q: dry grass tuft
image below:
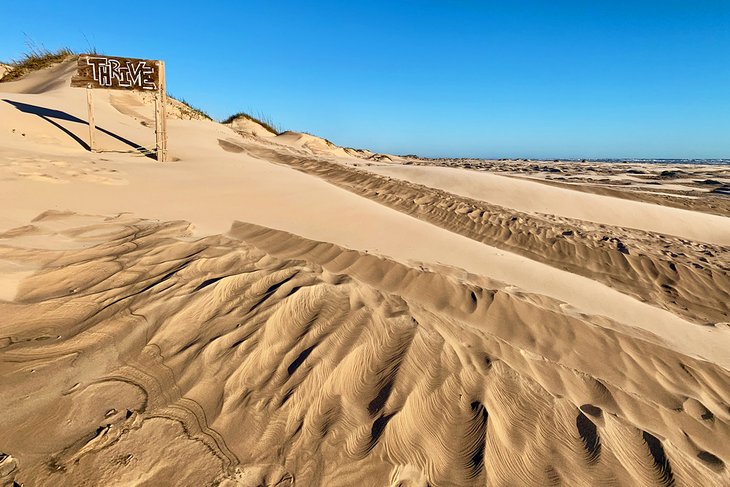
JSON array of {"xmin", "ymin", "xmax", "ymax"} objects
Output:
[
  {"xmin": 169, "ymin": 95, "xmax": 213, "ymax": 121},
  {"xmin": 1, "ymin": 47, "xmax": 76, "ymax": 82},
  {"xmin": 222, "ymin": 112, "xmax": 279, "ymax": 134}
]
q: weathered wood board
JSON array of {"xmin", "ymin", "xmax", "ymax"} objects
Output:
[{"xmin": 71, "ymin": 54, "xmax": 160, "ymax": 91}]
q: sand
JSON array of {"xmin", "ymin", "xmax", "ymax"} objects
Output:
[
  {"xmin": 1, "ymin": 58, "xmax": 729, "ymax": 486},
  {"xmin": 366, "ymin": 165, "xmax": 730, "ymax": 245}
]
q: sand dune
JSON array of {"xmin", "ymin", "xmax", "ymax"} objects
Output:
[
  {"xmin": 1, "ymin": 58, "xmax": 729, "ymax": 486},
  {"xmin": 233, "ymin": 142, "xmax": 730, "ymax": 326},
  {"xmin": 367, "ymin": 165, "xmax": 730, "ymax": 245},
  {"xmin": 1, "ymin": 213, "xmax": 729, "ymax": 486},
  {"xmin": 395, "ymin": 157, "xmax": 730, "ymax": 217}
]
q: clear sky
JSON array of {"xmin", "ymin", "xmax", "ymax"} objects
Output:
[{"xmin": 1, "ymin": 1, "xmax": 728, "ymax": 159}]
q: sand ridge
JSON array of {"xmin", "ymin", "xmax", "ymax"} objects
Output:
[
  {"xmin": 392, "ymin": 157, "xmax": 730, "ymax": 217},
  {"xmin": 231, "ymin": 141, "xmax": 730, "ymax": 326},
  {"xmin": 0, "ymin": 213, "xmax": 728, "ymax": 486},
  {"xmin": 367, "ymin": 164, "xmax": 730, "ymax": 245}
]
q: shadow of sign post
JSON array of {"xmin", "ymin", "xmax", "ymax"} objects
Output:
[{"xmin": 71, "ymin": 54, "xmax": 168, "ymax": 162}]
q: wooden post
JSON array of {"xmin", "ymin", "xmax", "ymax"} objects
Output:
[
  {"xmin": 155, "ymin": 60, "xmax": 168, "ymax": 162},
  {"xmin": 154, "ymin": 90, "xmax": 162, "ymax": 161},
  {"xmin": 71, "ymin": 54, "xmax": 167, "ymax": 161},
  {"xmin": 86, "ymin": 85, "xmax": 96, "ymax": 152}
]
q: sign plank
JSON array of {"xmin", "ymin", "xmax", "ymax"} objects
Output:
[
  {"xmin": 71, "ymin": 54, "xmax": 168, "ymax": 161},
  {"xmin": 71, "ymin": 54, "xmax": 160, "ymax": 91}
]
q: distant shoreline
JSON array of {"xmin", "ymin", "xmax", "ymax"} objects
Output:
[{"xmin": 400, "ymin": 156, "xmax": 730, "ymax": 165}]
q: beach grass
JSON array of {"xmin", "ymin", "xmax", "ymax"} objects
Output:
[
  {"xmin": 170, "ymin": 95, "xmax": 213, "ymax": 121},
  {"xmin": 222, "ymin": 112, "xmax": 279, "ymax": 135},
  {"xmin": 1, "ymin": 47, "xmax": 75, "ymax": 82}
]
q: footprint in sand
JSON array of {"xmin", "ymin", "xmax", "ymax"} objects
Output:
[{"xmin": 1, "ymin": 155, "xmax": 127, "ymax": 185}]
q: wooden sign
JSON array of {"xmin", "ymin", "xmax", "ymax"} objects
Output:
[
  {"xmin": 71, "ymin": 54, "xmax": 167, "ymax": 161},
  {"xmin": 71, "ymin": 55, "xmax": 160, "ymax": 91}
]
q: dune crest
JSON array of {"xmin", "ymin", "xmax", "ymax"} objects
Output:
[{"xmin": 235, "ymin": 142, "xmax": 730, "ymax": 326}]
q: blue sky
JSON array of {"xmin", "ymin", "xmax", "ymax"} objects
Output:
[{"xmin": 1, "ymin": 1, "xmax": 728, "ymax": 159}]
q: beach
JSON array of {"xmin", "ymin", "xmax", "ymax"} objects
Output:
[{"xmin": 1, "ymin": 58, "xmax": 729, "ymax": 486}]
